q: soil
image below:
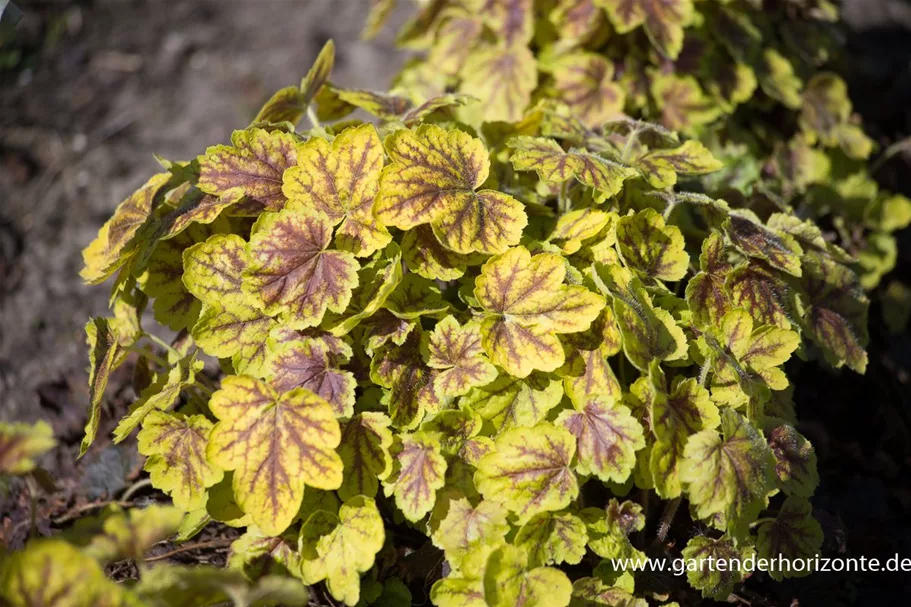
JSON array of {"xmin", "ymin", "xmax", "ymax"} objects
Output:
[{"xmin": 1, "ymin": 0, "xmax": 910, "ymax": 605}]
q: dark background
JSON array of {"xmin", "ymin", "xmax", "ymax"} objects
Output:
[{"xmin": 1, "ymin": 1, "xmax": 911, "ymax": 604}]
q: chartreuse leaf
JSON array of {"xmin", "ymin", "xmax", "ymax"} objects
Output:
[
  {"xmin": 228, "ymin": 526, "xmax": 301, "ymax": 579},
  {"xmin": 597, "ymin": 0, "xmax": 694, "ymax": 59},
  {"xmin": 635, "ymin": 140, "xmax": 724, "ymax": 189},
  {"xmin": 299, "ymin": 495, "xmax": 385, "ymax": 606},
  {"xmin": 681, "ymin": 535, "xmax": 753, "ymax": 599},
  {"xmin": 383, "ymin": 431, "xmax": 447, "ymax": 521},
  {"xmin": 113, "ymin": 351, "xmax": 203, "ymax": 443},
  {"xmin": 370, "ymin": 329, "xmax": 440, "ymax": 429},
  {"xmin": 474, "ymin": 246, "xmax": 604, "ymax": 377},
  {"xmin": 461, "ymin": 372, "xmax": 564, "ymax": 433},
  {"xmin": 402, "ymin": 224, "xmax": 485, "ymax": 280},
  {"xmin": 756, "ymin": 496, "xmax": 823, "ymax": 580},
  {"xmin": 72, "ymin": 504, "xmax": 184, "ymax": 563},
  {"xmin": 80, "ymin": 318, "xmax": 123, "ymax": 456},
  {"xmin": 81, "ymin": 172, "xmax": 173, "ymax": 284},
  {"xmin": 460, "ymin": 45, "xmax": 537, "ymax": 123},
  {"xmin": 650, "ymin": 373, "xmax": 719, "ymax": 499},
  {"xmin": 801, "ymin": 252, "xmax": 869, "ymax": 373},
  {"xmin": 431, "ymin": 496, "xmax": 509, "ymax": 567},
  {"xmin": 725, "ymin": 260, "xmax": 796, "ymax": 329},
  {"xmin": 681, "ymin": 408, "xmax": 775, "ymax": 535},
  {"xmin": 686, "ymin": 231, "xmax": 733, "ymax": 329},
  {"xmin": 183, "ymin": 233, "xmax": 277, "ymax": 376},
  {"xmin": 375, "ymin": 124, "xmax": 527, "ymax": 254},
  {"xmin": 570, "ymin": 577, "xmax": 648, "ymax": 607},
  {"xmin": 300, "ymin": 39, "xmax": 335, "ymax": 108},
  {"xmin": 327, "ymin": 244, "xmax": 403, "ymax": 337},
  {"xmin": 593, "ymin": 264, "xmax": 687, "ymax": 370},
  {"xmin": 197, "ymin": 128, "xmax": 298, "ymax": 215},
  {"xmin": 583, "ymin": 499, "xmax": 645, "ymax": 563},
  {"xmin": 475, "ymin": 422, "xmax": 578, "ymax": 522},
  {"xmin": 483, "ymin": 544, "xmax": 572, "ymax": 607},
  {"xmin": 0, "ymin": 421, "xmax": 55, "ymax": 475},
  {"xmin": 244, "ymin": 208, "xmax": 359, "ymax": 329},
  {"xmin": 723, "ymin": 211, "xmax": 803, "ymax": 277},
  {"xmin": 421, "ymin": 408, "xmax": 493, "ymax": 464},
  {"xmin": 428, "ymin": 316, "xmax": 497, "ymax": 398},
  {"xmin": 134, "ymin": 563, "xmax": 309, "ymax": 607},
  {"xmin": 557, "ymin": 396, "xmax": 644, "ymax": 484},
  {"xmin": 137, "ymin": 227, "xmax": 205, "ymax": 332},
  {"xmin": 337, "ymin": 412, "xmax": 393, "ymax": 501},
  {"xmin": 253, "ymin": 39, "xmax": 333, "ymax": 125},
  {"xmin": 282, "ymin": 124, "xmax": 391, "ymax": 257},
  {"xmin": 549, "ymin": 208, "xmax": 613, "ymax": 255},
  {"xmin": 0, "ymin": 540, "xmax": 133, "ymax": 607},
  {"xmin": 651, "ymin": 73, "xmax": 721, "ymax": 132},
  {"xmin": 507, "ymin": 137, "xmax": 637, "ymax": 202},
  {"xmin": 137, "ymin": 410, "xmax": 223, "ymax": 512},
  {"xmin": 263, "ymin": 328, "xmax": 355, "ymax": 417},
  {"xmin": 616, "ymin": 208, "xmax": 688, "ymax": 282},
  {"xmin": 515, "ymin": 511, "xmax": 588, "ymax": 567},
  {"xmin": 800, "ymin": 73, "xmax": 872, "ymax": 160},
  {"xmin": 765, "ymin": 419, "xmax": 819, "ymax": 497},
  {"xmin": 206, "ymin": 376, "xmax": 343, "ymax": 535},
  {"xmin": 550, "ymin": 53, "xmax": 624, "ymax": 128}
]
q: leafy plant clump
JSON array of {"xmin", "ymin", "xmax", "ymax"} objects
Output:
[
  {"xmin": 362, "ymin": 0, "xmax": 911, "ymax": 293},
  {"xmin": 0, "ymin": 30, "xmax": 874, "ymax": 607}
]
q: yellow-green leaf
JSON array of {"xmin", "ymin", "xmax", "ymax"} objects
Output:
[
  {"xmin": 616, "ymin": 208, "xmax": 688, "ymax": 281},
  {"xmin": 483, "ymin": 544, "xmax": 572, "ymax": 607},
  {"xmin": 383, "ymin": 431, "xmax": 447, "ymax": 521},
  {"xmin": 81, "ymin": 317, "xmax": 123, "ymax": 457},
  {"xmin": 557, "ymin": 396, "xmax": 644, "ymax": 483},
  {"xmin": 461, "ymin": 373, "xmax": 564, "ymax": 433},
  {"xmin": 206, "ymin": 376, "xmax": 343, "ymax": 535},
  {"xmin": 475, "ymin": 422, "xmax": 578, "ymax": 522},
  {"xmin": 138, "ymin": 410, "xmax": 224, "ymax": 511},
  {"xmin": 0, "ymin": 421, "xmax": 55, "ymax": 476},
  {"xmin": 635, "ymin": 140, "xmax": 724, "ymax": 189},
  {"xmin": 514, "ymin": 511, "xmax": 588, "ymax": 567},
  {"xmin": 756, "ymin": 496, "xmax": 823, "ymax": 580},
  {"xmin": 299, "ymin": 496, "xmax": 385, "ymax": 606},
  {"xmin": 460, "ymin": 45, "xmax": 537, "ymax": 123},
  {"xmin": 283, "ymin": 124, "xmax": 391, "ymax": 257},
  {"xmin": 337, "ymin": 412, "xmax": 393, "ymax": 501},
  {"xmin": 475, "ymin": 246, "xmax": 604, "ymax": 377},
  {"xmin": 375, "ymin": 124, "xmax": 527, "ymax": 254},
  {"xmin": 244, "ymin": 208, "xmax": 359, "ymax": 328},
  {"xmin": 428, "ymin": 316, "xmax": 497, "ymax": 398},
  {"xmin": 551, "ymin": 53, "xmax": 624, "ymax": 128}
]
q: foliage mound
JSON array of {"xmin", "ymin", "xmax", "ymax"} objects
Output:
[{"xmin": 1, "ymin": 2, "xmax": 905, "ymax": 602}]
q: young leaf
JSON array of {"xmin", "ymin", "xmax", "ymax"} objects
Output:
[
  {"xmin": 549, "ymin": 208, "xmax": 612, "ymax": 255},
  {"xmin": 681, "ymin": 535, "xmax": 754, "ymax": 599},
  {"xmin": 483, "ymin": 544, "xmax": 572, "ymax": 607},
  {"xmin": 206, "ymin": 376, "xmax": 343, "ymax": 535},
  {"xmin": 475, "ymin": 422, "xmax": 579, "ymax": 522},
  {"xmin": 137, "ymin": 411, "xmax": 224, "ymax": 512},
  {"xmin": 461, "ymin": 373, "xmax": 564, "ymax": 433},
  {"xmin": 282, "ymin": 124, "xmax": 391, "ymax": 257},
  {"xmin": 616, "ymin": 208, "xmax": 688, "ymax": 282},
  {"xmin": 428, "ymin": 316, "xmax": 498, "ymax": 398},
  {"xmin": 635, "ymin": 140, "xmax": 724, "ymax": 189},
  {"xmin": 402, "ymin": 224, "xmax": 485, "ymax": 280},
  {"xmin": 725, "ymin": 260, "xmax": 795, "ymax": 329},
  {"xmin": 383, "ymin": 432, "xmax": 448, "ymax": 522},
  {"xmin": 474, "ymin": 246, "xmax": 604, "ymax": 377},
  {"xmin": 556, "ymin": 396, "xmax": 644, "ymax": 484},
  {"xmin": 723, "ymin": 211, "xmax": 803, "ymax": 277},
  {"xmin": 507, "ymin": 136, "xmax": 637, "ymax": 201},
  {"xmin": 593, "ymin": 263, "xmax": 687, "ymax": 370},
  {"xmin": 197, "ymin": 128, "xmax": 298, "ymax": 215},
  {"xmin": 686, "ymin": 231, "xmax": 733, "ymax": 329},
  {"xmin": 514, "ymin": 511, "xmax": 588, "ymax": 567},
  {"xmin": 0, "ymin": 421, "xmax": 55, "ymax": 476},
  {"xmin": 193, "ymin": 303, "xmax": 277, "ymax": 378},
  {"xmin": 228, "ymin": 526, "xmax": 302, "ymax": 580},
  {"xmin": 375, "ymin": 124, "xmax": 527, "ymax": 254},
  {"xmin": 583, "ymin": 499, "xmax": 645, "ymax": 562},
  {"xmin": 756, "ymin": 496, "xmax": 823, "ymax": 580},
  {"xmin": 299, "ymin": 496, "xmax": 385, "ymax": 606},
  {"xmin": 244, "ymin": 208, "xmax": 359, "ymax": 328},
  {"xmin": 765, "ymin": 420, "xmax": 819, "ymax": 498},
  {"xmin": 681, "ymin": 408, "xmax": 775, "ymax": 535}
]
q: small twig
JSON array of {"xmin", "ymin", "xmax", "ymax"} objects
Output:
[
  {"xmin": 652, "ymin": 497, "xmax": 681, "ymax": 549},
  {"xmin": 144, "ymin": 538, "xmax": 234, "ymax": 563},
  {"xmin": 121, "ymin": 478, "xmax": 153, "ymax": 501},
  {"xmin": 124, "ymin": 345, "xmax": 169, "ymax": 369},
  {"xmin": 870, "ymin": 136, "xmax": 911, "ymax": 175},
  {"xmin": 145, "ymin": 332, "xmax": 183, "ymax": 361}
]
